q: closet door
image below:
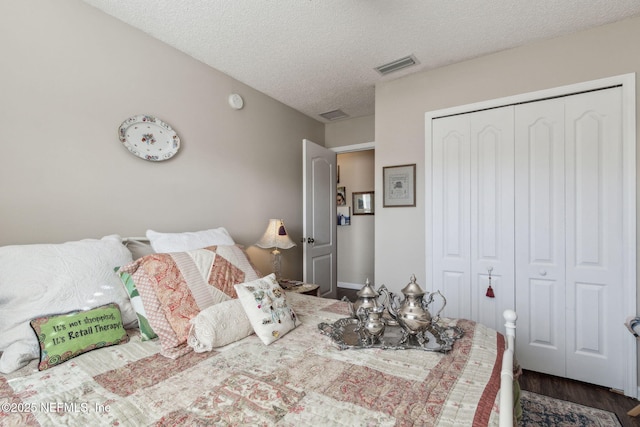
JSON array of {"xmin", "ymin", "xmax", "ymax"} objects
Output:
[
  {"xmin": 469, "ymin": 108, "xmax": 515, "ymax": 330},
  {"xmin": 514, "ymin": 99, "xmax": 566, "ymax": 376},
  {"xmin": 428, "ymin": 78, "xmax": 634, "ymax": 395},
  {"xmin": 564, "ymin": 88, "xmax": 624, "ymax": 389},
  {"xmin": 514, "ymin": 87, "xmax": 625, "ymax": 390},
  {"xmin": 431, "ymin": 107, "xmax": 515, "ymax": 330},
  {"xmin": 432, "ymin": 114, "xmax": 472, "ymax": 320}
]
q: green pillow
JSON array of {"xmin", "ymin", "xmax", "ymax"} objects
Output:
[
  {"xmin": 116, "ymin": 268, "xmax": 157, "ymax": 341},
  {"xmin": 30, "ymin": 303, "xmax": 129, "ymax": 371}
]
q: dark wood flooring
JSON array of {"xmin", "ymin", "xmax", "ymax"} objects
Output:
[
  {"xmin": 335, "ymin": 287, "xmax": 640, "ymax": 426},
  {"xmin": 520, "ymin": 369, "xmax": 640, "ymax": 427},
  {"xmin": 336, "ymin": 287, "xmax": 359, "ymax": 302}
]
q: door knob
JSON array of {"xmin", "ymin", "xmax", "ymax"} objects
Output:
[
  {"xmin": 307, "ymin": 237, "xmax": 315, "ymax": 244},
  {"xmin": 539, "ymin": 270, "xmax": 547, "ymax": 276}
]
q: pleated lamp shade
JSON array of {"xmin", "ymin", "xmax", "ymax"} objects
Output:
[
  {"xmin": 255, "ymin": 219, "xmax": 295, "ymax": 281},
  {"xmin": 255, "ymin": 219, "xmax": 296, "ymax": 250}
]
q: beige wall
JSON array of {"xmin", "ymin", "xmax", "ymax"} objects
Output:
[
  {"xmin": 325, "ymin": 115, "xmax": 375, "ymax": 148},
  {"xmin": 0, "ymin": 0, "xmax": 324, "ymax": 280},
  {"xmin": 337, "ymin": 150, "xmax": 375, "ymax": 287},
  {"xmin": 374, "ymin": 14, "xmax": 640, "ymax": 296}
]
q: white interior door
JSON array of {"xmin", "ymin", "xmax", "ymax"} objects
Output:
[
  {"xmin": 469, "ymin": 107, "xmax": 515, "ymax": 331},
  {"xmin": 431, "ymin": 114, "xmax": 472, "ymax": 320},
  {"xmin": 514, "ymin": 98, "xmax": 567, "ymax": 377},
  {"xmin": 563, "ymin": 88, "xmax": 625, "ymax": 389},
  {"xmin": 515, "ymin": 88, "xmax": 626, "ymax": 390},
  {"xmin": 302, "ymin": 139, "xmax": 337, "ymax": 298},
  {"xmin": 431, "ymin": 107, "xmax": 515, "ymax": 331},
  {"xmin": 427, "ymin": 75, "xmax": 636, "ymax": 397}
]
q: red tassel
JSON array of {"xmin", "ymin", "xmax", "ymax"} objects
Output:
[{"xmin": 486, "ymin": 285, "xmax": 495, "ymax": 298}]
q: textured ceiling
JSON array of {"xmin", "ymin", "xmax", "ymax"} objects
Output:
[{"xmin": 81, "ymin": 0, "xmax": 640, "ymax": 123}]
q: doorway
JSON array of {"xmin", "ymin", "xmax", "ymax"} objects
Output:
[{"xmin": 332, "ymin": 144, "xmax": 375, "ymax": 296}]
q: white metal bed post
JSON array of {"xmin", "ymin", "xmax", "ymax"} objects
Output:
[{"xmin": 499, "ymin": 309, "xmax": 517, "ymax": 427}]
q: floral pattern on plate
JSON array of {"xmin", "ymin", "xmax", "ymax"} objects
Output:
[{"xmin": 118, "ymin": 115, "xmax": 180, "ymax": 161}]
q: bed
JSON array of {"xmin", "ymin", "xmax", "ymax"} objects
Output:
[{"xmin": 0, "ymin": 231, "xmax": 517, "ymax": 426}]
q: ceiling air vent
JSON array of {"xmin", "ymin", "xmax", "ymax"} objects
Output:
[
  {"xmin": 319, "ymin": 109, "xmax": 350, "ymax": 121},
  {"xmin": 375, "ymin": 55, "xmax": 418, "ymax": 76}
]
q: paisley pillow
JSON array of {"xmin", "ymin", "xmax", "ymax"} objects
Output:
[{"xmin": 118, "ymin": 245, "xmax": 260, "ymax": 358}]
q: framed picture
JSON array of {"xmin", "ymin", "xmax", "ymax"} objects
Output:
[
  {"xmin": 337, "ymin": 206, "xmax": 351, "ymax": 226},
  {"xmin": 352, "ymin": 191, "xmax": 374, "ymax": 215},
  {"xmin": 337, "ymin": 186, "xmax": 346, "ymax": 206},
  {"xmin": 383, "ymin": 164, "xmax": 416, "ymax": 207}
]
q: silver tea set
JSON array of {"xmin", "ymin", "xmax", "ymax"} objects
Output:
[{"xmin": 319, "ymin": 275, "xmax": 462, "ymax": 352}]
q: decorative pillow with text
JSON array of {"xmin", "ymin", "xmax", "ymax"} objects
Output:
[{"xmin": 30, "ymin": 303, "xmax": 129, "ymax": 371}]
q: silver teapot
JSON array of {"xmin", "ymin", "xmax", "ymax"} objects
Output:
[
  {"xmin": 348, "ymin": 278, "xmax": 383, "ymax": 317},
  {"xmin": 387, "ymin": 274, "xmax": 446, "ymax": 345}
]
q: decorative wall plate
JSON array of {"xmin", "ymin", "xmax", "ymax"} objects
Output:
[{"xmin": 118, "ymin": 115, "xmax": 180, "ymax": 161}]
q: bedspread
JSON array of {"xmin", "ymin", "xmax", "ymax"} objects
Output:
[{"xmin": 0, "ymin": 294, "xmax": 504, "ymax": 426}]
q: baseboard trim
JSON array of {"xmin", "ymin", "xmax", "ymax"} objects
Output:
[{"xmin": 337, "ymin": 281, "xmax": 364, "ymax": 290}]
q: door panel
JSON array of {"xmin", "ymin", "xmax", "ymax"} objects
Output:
[
  {"xmin": 514, "ymin": 98, "xmax": 566, "ymax": 376},
  {"xmin": 564, "ymin": 88, "xmax": 624, "ymax": 389},
  {"xmin": 431, "ymin": 115, "xmax": 471, "ymax": 320},
  {"xmin": 528, "ymin": 279, "xmax": 557, "ymax": 347},
  {"xmin": 302, "ymin": 139, "xmax": 337, "ymax": 299},
  {"xmin": 470, "ymin": 107, "xmax": 515, "ymax": 331}
]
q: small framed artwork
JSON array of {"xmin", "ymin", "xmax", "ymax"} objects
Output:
[
  {"xmin": 353, "ymin": 191, "xmax": 374, "ymax": 215},
  {"xmin": 337, "ymin": 186, "xmax": 346, "ymax": 206},
  {"xmin": 383, "ymin": 164, "xmax": 416, "ymax": 207},
  {"xmin": 337, "ymin": 206, "xmax": 351, "ymax": 226}
]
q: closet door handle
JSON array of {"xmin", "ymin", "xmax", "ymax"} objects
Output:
[
  {"xmin": 307, "ymin": 237, "xmax": 315, "ymax": 244},
  {"xmin": 539, "ymin": 270, "xmax": 547, "ymax": 276}
]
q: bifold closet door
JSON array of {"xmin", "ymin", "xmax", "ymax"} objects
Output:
[
  {"xmin": 515, "ymin": 87, "xmax": 625, "ymax": 389},
  {"xmin": 432, "ymin": 114, "xmax": 472, "ymax": 320},
  {"xmin": 432, "ymin": 107, "xmax": 515, "ymax": 331},
  {"xmin": 514, "ymin": 98, "xmax": 567, "ymax": 377},
  {"xmin": 563, "ymin": 88, "xmax": 624, "ymax": 389}
]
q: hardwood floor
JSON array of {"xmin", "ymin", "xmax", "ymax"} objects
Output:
[
  {"xmin": 335, "ymin": 288, "xmax": 640, "ymax": 426},
  {"xmin": 336, "ymin": 287, "xmax": 359, "ymax": 302},
  {"xmin": 519, "ymin": 369, "xmax": 640, "ymax": 427}
]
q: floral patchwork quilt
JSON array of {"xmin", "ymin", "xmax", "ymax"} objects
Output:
[{"xmin": 0, "ymin": 294, "xmax": 504, "ymax": 426}]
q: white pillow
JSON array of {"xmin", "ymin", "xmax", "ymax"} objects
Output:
[
  {"xmin": 234, "ymin": 274, "xmax": 300, "ymax": 345},
  {"xmin": 0, "ymin": 235, "xmax": 137, "ymax": 373},
  {"xmin": 146, "ymin": 227, "xmax": 235, "ymax": 252},
  {"xmin": 187, "ymin": 299, "xmax": 254, "ymax": 352}
]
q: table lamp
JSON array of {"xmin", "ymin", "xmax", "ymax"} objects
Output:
[{"xmin": 255, "ymin": 219, "xmax": 296, "ymax": 281}]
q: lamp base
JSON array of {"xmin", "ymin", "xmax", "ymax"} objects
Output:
[{"xmin": 271, "ymin": 249, "xmax": 283, "ymax": 281}]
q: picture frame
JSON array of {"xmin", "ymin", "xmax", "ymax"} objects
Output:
[
  {"xmin": 352, "ymin": 191, "xmax": 374, "ymax": 215},
  {"xmin": 383, "ymin": 164, "xmax": 416, "ymax": 207},
  {"xmin": 337, "ymin": 206, "xmax": 351, "ymax": 226},
  {"xmin": 337, "ymin": 186, "xmax": 346, "ymax": 206}
]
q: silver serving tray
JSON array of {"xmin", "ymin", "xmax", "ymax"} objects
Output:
[{"xmin": 318, "ymin": 317, "xmax": 463, "ymax": 352}]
